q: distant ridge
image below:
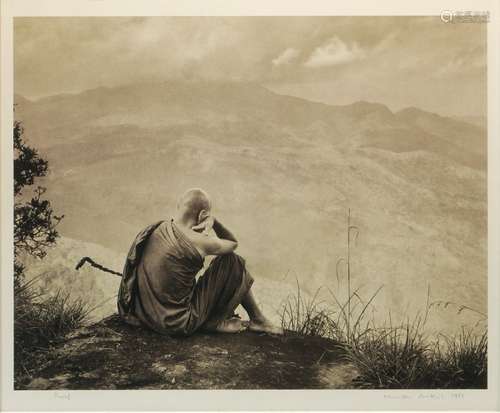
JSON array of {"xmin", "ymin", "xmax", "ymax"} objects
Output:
[{"xmin": 15, "ymin": 80, "xmax": 483, "ymax": 131}]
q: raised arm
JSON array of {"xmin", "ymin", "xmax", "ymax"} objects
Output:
[
  {"xmin": 197, "ymin": 234, "xmax": 238, "ymax": 256},
  {"xmin": 212, "ymin": 218, "xmax": 237, "ymax": 243},
  {"xmin": 190, "ymin": 217, "xmax": 238, "ymax": 256}
]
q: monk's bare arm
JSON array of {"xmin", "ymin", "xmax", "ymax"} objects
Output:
[
  {"xmin": 195, "ymin": 233, "xmax": 238, "ymax": 256},
  {"xmin": 186, "ymin": 226, "xmax": 237, "ymax": 256},
  {"xmin": 189, "ymin": 217, "xmax": 238, "ymax": 255},
  {"xmin": 212, "ymin": 219, "xmax": 237, "ymax": 243}
]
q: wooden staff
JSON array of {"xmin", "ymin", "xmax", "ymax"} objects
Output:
[{"xmin": 75, "ymin": 256, "xmax": 122, "ymax": 277}]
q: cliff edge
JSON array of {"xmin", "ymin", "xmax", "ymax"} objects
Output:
[{"xmin": 19, "ymin": 314, "xmax": 358, "ymax": 390}]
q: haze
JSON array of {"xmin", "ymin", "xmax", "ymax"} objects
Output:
[{"xmin": 15, "ymin": 16, "xmax": 486, "ymax": 117}]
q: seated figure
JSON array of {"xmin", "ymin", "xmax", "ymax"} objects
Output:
[{"xmin": 118, "ymin": 188, "xmax": 283, "ymax": 336}]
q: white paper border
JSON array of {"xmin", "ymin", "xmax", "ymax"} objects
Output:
[{"xmin": 1, "ymin": 0, "xmax": 499, "ymax": 411}]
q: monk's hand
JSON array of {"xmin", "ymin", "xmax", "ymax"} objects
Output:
[
  {"xmin": 201, "ymin": 216, "xmax": 215, "ymax": 235},
  {"xmin": 192, "ymin": 216, "xmax": 215, "ymax": 236}
]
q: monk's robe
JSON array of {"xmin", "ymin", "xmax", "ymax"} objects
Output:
[{"xmin": 117, "ymin": 219, "xmax": 253, "ymax": 336}]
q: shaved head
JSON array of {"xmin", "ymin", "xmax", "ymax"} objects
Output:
[{"xmin": 177, "ymin": 188, "xmax": 211, "ymax": 223}]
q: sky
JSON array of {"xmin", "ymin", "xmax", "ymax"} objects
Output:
[{"xmin": 14, "ymin": 16, "xmax": 487, "ymax": 117}]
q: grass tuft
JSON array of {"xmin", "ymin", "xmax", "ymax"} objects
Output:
[
  {"xmin": 429, "ymin": 328, "xmax": 488, "ymax": 388},
  {"xmin": 14, "ymin": 274, "xmax": 90, "ymax": 380},
  {"xmin": 279, "ymin": 282, "xmax": 339, "ymax": 339},
  {"xmin": 279, "ymin": 281, "xmax": 487, "ymax": 389}
]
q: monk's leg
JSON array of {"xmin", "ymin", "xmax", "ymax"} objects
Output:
[
  {"xmin": 241, "ymin": 288, "xmax": 265, "ymax": 320},
  {"xmin": 194, "ymin": 252, "xmax": 283, "ymax": 335},
  {"xmin": 242, "ymin": 287, "xmax": 284, "ymax": 335},
  {"xmin": 192, "ymin": 253, "xmax": 253, "ymax": 334}
]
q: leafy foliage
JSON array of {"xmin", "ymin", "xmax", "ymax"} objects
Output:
[
  {"xmin": 14, "ymin": 122, "xmax": 48, "ymax": 196},
  {"xmin": 13, "ymin": 121, "xmax": 63, "ymax": 282},
  {"xmin": 14, "ymin": 187, "xmax": 63, "ymax": 259}
]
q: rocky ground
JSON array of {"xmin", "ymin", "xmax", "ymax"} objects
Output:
[{"xmin": 17, "ymin": 314, "xmax": 358, "ymax": 390}]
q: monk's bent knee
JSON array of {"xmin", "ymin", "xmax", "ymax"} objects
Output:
[
  {"xmin": 211, "ymin": 252, "xmax": 246, "ymax": 267},
  {"xmin": 207, "ymin": 253, "xmax": 247, "ymax": 282}
]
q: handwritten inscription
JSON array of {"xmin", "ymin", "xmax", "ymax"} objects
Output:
[
  {"xmin": 383, "ymin": 392, "xmax": 465, "ymax": 400},
  {"xmin": 53, "ymin": 392, "xmax": 71, "ymax": 401}
]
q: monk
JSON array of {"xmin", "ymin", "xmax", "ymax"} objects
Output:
[{"xmin": 118, "ymin": 188, "xmax": 283, "ymax": 336}]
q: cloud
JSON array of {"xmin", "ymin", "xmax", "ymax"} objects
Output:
[
  {"xmin": 432, "ymin": 46, "xmax": 486, "ymax": 78},
  {"xmin": 304, "ymin": 36, "xmax": 365, "ymax": 68},
  {"xmin": 272, "ymin": 48, "xmax": 300, "ymax": 66},
  {"xmin": 371, "ymin": 30, "xmax": 401, "ymax": 54},
  {"xmin": 14, "ymin": 16, "xmax": 486, "ymax": 117}
]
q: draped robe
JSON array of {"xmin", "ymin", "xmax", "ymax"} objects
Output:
[{"xmin": 118, "ymin": 219, "xmax": 253, "ymax": 336}]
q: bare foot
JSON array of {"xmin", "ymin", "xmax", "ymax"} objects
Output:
[
  {"xmin": 249, "ymin": 318, "xmax": 284, "ymax": 335},
  {"xmin": 213, "ymin": 317, "xmax": 248, "ymax": 334}
]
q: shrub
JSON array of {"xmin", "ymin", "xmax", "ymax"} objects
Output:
[{"xmin": 13, "ymin": 120, "xmax": 63, "ymax": 284}]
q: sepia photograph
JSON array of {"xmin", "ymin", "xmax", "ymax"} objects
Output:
[{"xmin": 1, "ymin": 1, "xmax": 499, "ymax": 410}]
